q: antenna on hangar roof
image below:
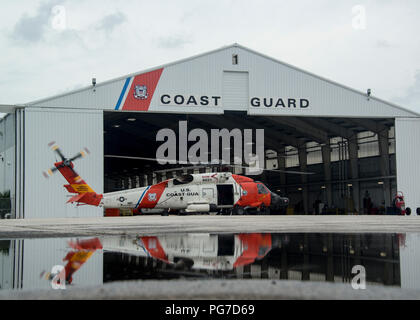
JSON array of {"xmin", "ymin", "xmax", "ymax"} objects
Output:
[{"xmin": 92, "ymin": 78, "xmax": 96, "ymax": 92}]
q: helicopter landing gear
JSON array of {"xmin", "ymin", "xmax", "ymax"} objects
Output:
[
  {"xmin": 259, "ymin": 204, "xmax": 270, "ymax": 215},
  {"xmin": 232, "ymin": 205, "xmax": 245, "ymax": 215}
]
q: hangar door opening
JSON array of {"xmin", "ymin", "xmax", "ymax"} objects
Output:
[
  {"xmin": 104, "ymin": 111, "xmax": 397, "ymax": 216},
  {"xmin": 395, "ymin": 118, "xmax": 420, "ymax": 213}
]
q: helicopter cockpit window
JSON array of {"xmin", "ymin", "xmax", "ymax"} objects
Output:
[
  {"xmin": 257, "ymin": 183, "xmax": 269, "ymax": 194},
  {"xmin": 173, "ymin": 174, "xmax": 194, "ymax": 185}
]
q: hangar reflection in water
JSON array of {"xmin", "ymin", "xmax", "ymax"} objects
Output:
[{"xmin": 1, "ymin": 232, "xmax": 419, "ymax": 291}]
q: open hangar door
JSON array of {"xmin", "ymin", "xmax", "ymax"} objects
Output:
[
  {"xmin": 395, "ymin": 118, "xmax": 420, "ymax": 215},
  {"xmin": 104, "ymin": 110, "xmax": 398, "ymax": 216}
]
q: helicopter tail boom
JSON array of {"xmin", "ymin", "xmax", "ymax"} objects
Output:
[{"xmin": 54, "ymin": 160, "xmax": 103, "ymax": 206}]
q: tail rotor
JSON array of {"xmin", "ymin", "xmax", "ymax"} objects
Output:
[
  {"xmin": 43, "ymin": 142, "xmax": 102, "ymax": 207},
  {"xmin": 42, "ymin": 142, "xmax": 90, "ymax": 179}
]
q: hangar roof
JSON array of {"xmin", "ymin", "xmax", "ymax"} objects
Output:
[{"xmin": 25, "ymin": 44, "xmax": 419, "ymax": 118}]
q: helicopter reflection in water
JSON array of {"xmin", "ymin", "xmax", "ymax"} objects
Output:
[
  {"xmin": 41, "ymin": 237, "xmax": 103, "ymax": 287},
  {"xmin": 37, "ymin": 232, "xmax": 404, "ymax": 287},
  {"xmin": 102, "ymin": 232, "xmax": 402, "ymax": 287},
  {"xmin": 136, "ymin": 233, "xmax": 274, "ymax": 271}
]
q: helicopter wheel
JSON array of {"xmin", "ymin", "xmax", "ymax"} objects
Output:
[
  {"xmin": 232, "ymin": 205, "xmax": 245, "ymax": 215},
  {"xmin": 259, "ymin": 204, "xmax": 270, "ymax": 215}
]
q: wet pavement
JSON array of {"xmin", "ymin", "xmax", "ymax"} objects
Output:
[
  {"xmin": 2, "ymin": 215, "xmax": 420, "ymax": 238},
  {"xmin": 1, "ymin": 230, "xmax": 420, "ymax": 299}
]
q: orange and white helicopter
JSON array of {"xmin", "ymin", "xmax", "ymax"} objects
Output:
[{"xmin": 44, "ymin": 142, "xmax": 311, "ymax": 215}]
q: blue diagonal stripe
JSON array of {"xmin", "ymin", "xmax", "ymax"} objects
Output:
[
  {"xmin": 115, "ymin": 77, "xmax": 131, "ymax": 110},
  {"xmin": 135, "ymin": 186, "xmax": 151, "ymax": 208}
]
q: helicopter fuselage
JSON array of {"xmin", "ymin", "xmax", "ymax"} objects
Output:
[{"xmin": 101, "ymin": 172, "xmax": 288, "ymax": 214}]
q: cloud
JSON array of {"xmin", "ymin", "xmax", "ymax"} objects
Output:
[
  {"xmin": 1, "ymin": 0, "xmax": 420, "ymax": 114},
  {"xmin": 10, "ymin": 0, "xmax": 63, "ymax": 44},
  {"xmin": 393, "ymin": 71, "xmax": 420, "ymax": 113},
  {"xmin": 157, "ymin": 35, "xmax": 193, "ymax": 49},
  {"xmin": 95, "ymin": 11, "xmax": 126, "ymax": 35},
  {"xmin": 376, "ymin": 40, "xmax": 395, "ymax": 48}
]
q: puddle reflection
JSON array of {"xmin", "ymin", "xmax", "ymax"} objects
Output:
[{"xmin": 1, "ymin": 232, "xmax": 419, "ymax": 291}]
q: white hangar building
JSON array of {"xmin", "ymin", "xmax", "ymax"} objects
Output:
[{"xmin": 0, "ymin": 43, "xmax": 419, "ymax": 219}]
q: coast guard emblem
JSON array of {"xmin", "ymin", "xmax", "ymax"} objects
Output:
[
  {"xmin": 134, "ymin": 85, "xmax": 148, "ymax": 100},
  {"xmin": 148, "ymin": 193, "xmax": 157, "ymax": 201}
]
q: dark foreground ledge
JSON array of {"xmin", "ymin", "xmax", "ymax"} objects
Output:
[{"xmin": 0, "ymin": 279, "xmax": 419, "ymax": 300}]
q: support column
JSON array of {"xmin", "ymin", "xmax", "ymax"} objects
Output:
[
  {"xmin": 298, "ymin": 147, "xmax": 309, "ymax": 215},
  {"xmin": 384, "ymin": 234, "xmax": 394, "ymax": 285},
  {"xmin": 325, "ymin": 234, "xmax": 334, "ymax": 282},
  {"xmin": 147, "ymin": 173, "xmax": 153, "ymax": 186},
  {"xmin": 277, "ymin": 147, "xmax": 286, "ymax": 189},
  {"xmin": 348, "ymin": 138, "xmax": 360, "ymax": 214},
  {"xmin": 321, "ymin": 145, "xmax": 333, "ymax": 207},
  {"xmin": 138, "ymin": 174, "xmax": 145, "ymax": 187},
  {"xmin": 302, "ymin": 234, "xmax": 310, "ymax": 280},
  {"xmin": 378, "ymin": 130, "xmax": 392, "ymax": 207},
  {"xmin": 263, "ymin": 150, "xmax": 269, "ymax": 184},
  {"xmin": 280, "ymin": 246, "xmax": 288, "ymax": 279},
  {"xmin": 129, "ymin": 176, "xmax": 135, "ymax": 189},
  {"xmin": 124, "ymin": 176, "xmax": 130, "ymax": 189}
]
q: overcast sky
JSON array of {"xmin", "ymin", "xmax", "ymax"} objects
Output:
[{"xmin": 1, "ymin": 0, "xmax": 420, "ymax": 117}]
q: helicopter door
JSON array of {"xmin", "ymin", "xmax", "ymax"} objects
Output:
[
  {"xmin": 217, "ymin": 185, "xmax": 234, "ymax": 206},
  {"xmin": 202, "ymin": 188, "xmax": 214, "ymax": 202}
]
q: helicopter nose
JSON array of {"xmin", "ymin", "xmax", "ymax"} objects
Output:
[{"xmin": 270, "ymin": 192, "xmax": 289, "ymax": 209}]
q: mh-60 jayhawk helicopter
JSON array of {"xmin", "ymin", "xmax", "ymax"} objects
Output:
[{"xmin": 44, "ymin": 142, "xmax": 312, "ymax": 215}]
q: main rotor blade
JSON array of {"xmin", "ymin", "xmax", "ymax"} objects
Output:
[
  {"xmin": 69, "ymin": 148, "xmax": 90, "ymax": 162},
  {"xmin": 105, "ymin": 155, "xmax": 196, "ymax": 165},
  {"xmin": 104, "ymin": 155, "xmax": 314, "ymax": 175},
  {"xmin": 48, "ymin": 141, "xmax": 66, "ymax": 161},
  {"xmin": 219, "ymin": 163, "xmax": 314, "ymax": 175},
  {"xmin": 42, "ymin": 166, "xmax": 58, "ymax": 178}
]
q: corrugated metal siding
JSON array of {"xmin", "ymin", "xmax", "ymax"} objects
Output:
[
  {"xmin": 399, "ymin": 233, "xmax": 420, "ymax": 289},
  {"xmin": 28, "ymin": 78, "xmax": 126, "ymax": 110},
  {"xmin": 22, "ymin": 238, "xmax": 103, "ymax": 290},
  {"xmin": 222, "ymin": 71, "xmax": 249, "ymax": 110},
  {"xmin": 152, "ymin": 46, "xmax": 418, "ymax": 117},
  {"xmin": 26, "ymin": 45, "xmax": 418, "ymax": 118},
  {"xmin": 0, "ymin": 242, "xmax": 13, "ymax": 290},
  {"xmin": 24, "ymin": 108, "xmax": 103, "ymax": 218},
  {"xmin": 395, "ymin": 118, "xmax": 420, "ymax": 212},
  {"xmin": 0, "ymin": 113, "xmax": 15, "ymax": 151},
  {"xmin": 12, "ymin": 239, "xmax": 24, "ymax": 289},
  {"xmin": 15, "ymin": 109, "xmax": 24, "ymax": 219},
  {"xmin": 0, "ymin": 113, "xmax": 15, "ymax": 195}
]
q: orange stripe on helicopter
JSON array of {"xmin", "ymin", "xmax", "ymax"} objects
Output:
[{"xmin": 70, "ymin": 184, "xmax": 94, "ymax": 193}]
